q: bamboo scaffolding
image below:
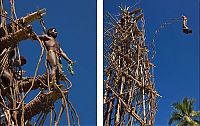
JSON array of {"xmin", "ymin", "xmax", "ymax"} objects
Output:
[
  {"xmin": 104, "ymin": 6, "xmax": 159, "ymax": 126},
  {"xmin": 0, "ymin": 74, "xmax": 48, "ymax": 97},
  {"xmin": 0, "ymin": 9, "xmax": 46, "ymax": 37},
  {"xmin": 18, "ymin": 91, "xmax": 66, "ymax": 122},
  {"xmin": 0, "ymin": 25, "xmax": 33, "ymax": 50},
  {"xmin": 0, "ymin": 1, "xmax": 79, "ymax": 125},
  {"xmin": 0, "ymin": 9, "xmax": 46, "ymax": 52}
]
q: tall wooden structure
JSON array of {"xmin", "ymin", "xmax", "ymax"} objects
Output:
[
  {"xmin": 104, "ymin": 6, "xmax": 160, "ymax": 126},
  {"xmin": 0, "ymin": 1, "xmax": 79, "ymax": 125}
]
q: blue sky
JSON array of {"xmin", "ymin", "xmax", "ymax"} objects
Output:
[
  {"xmin": 2, "ymin": 0, "xmax": 199, "ymax": 126},
  {"xmin": 104, "ymin": 0, "xmax": 199, "ymax": 125},
  {"xmin": 4, "ymin": 0, "xmax": 96, "ymax": 125}
]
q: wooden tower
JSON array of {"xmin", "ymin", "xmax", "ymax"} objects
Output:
[
  {"xmin": 104, "ymin": 6, "xmax": 160, "ymax": 126},
  {"xmin": 0, "ymin": 1, "xmax": 79, "ymax": 125}
]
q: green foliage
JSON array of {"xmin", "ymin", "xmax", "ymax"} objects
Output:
[
  {"xmin": 68, "ymin": 63, "xmax": 74, "ymax": 75},
  {"xmin": 168, "ymin": 97, "xmax": 200, "ymax": 126}
]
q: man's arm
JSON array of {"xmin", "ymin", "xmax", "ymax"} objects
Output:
[
  {"xmin": 32, "ymin": 34, "xmax": 49, "ymax": 41},
  {"xmin": 59, "ymin": 48, "xmax": 74, "ymax": 75},
  {"xmin": 60, "ymin": 48, "xmax": 73, "ymax": 64}
]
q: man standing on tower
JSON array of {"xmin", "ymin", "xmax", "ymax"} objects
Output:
[{"xmin": 33, "ymin": 28, "xmax": 74, "ymax": 85}]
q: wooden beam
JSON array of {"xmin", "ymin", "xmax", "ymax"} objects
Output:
[
  {"xmin": 0, "ymin": 9, "xmax": 46, "ymax": 37},
  {"xmin": 18, "ymin": 91, "xmax": 67, "ymax": 122},
  {"xmin": 0, "ymin": 25, "xmax": 33, "ymax": 51}
]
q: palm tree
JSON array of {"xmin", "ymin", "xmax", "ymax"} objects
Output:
[{"xmin": 168, "ymin": 97, "xmax": 200, "ymax": 126}]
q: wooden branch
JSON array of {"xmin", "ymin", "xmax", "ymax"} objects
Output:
[
  {"xmin": 0, "ymin": 25, "xmax": 33, "ymax": 51},
  {"xmin": 0, "ymin": 74, "xmax": 48, "ymax": 97},
  {"xmin": 107, "ymin": 85, "xmax": 145, "ymax": 125},
  {"xmin": 18, "ymin": 91, "xmax": 67, "ymax": 122},
  {"xmin": 18, "ymin": 74, "xmax": 48, "ymax": 93},
  {"xmin": 129, "ymin": 8, "xmax": 142, "ymax": 15},
  {"xmin": 17, "ymin": 8, "xmax": 46, "ymax": 26},
  {"xmin": 0, "ymin": 9, "xmax": 46, "ymax": 52},
  {"xmin": 0, "ymin": 9, "xmax": 46, "ymax": 37}
]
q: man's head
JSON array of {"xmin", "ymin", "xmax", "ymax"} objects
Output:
[
  {"xmin": 14, "ymin": 56, "xmax": 27, "ymax": 66},
  {"xmin": 47, "ymin": 28, "xmax": 58, "ymax": 38}
]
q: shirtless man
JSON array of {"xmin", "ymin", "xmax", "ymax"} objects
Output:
[
  {"xmin": 35, "ymin": 28, "xmax": 73, "ymax": 84},
  {"xmin": 1, "ymin": 55, "xmax": 27, "ymax": 88},
  {"xmin": 182, "ymin": 15, "xmax": 192, "ymax": 34}
]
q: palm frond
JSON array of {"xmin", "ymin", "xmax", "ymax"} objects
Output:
[
  {"xmin": 170, "ymin": 97, "xmax": 199, "ymax": 126},
  {"xmin": 168, "ymin": 112, "xmax": 183, "ymax": 125},
  {"xmin": 194, "ymin": 119, "xmax": 200, "ymax": 125},
  {"xmin": 172, "ymin": 102, "xmax": 186, "ymax": 115},
  {"xmin": 188, "ymin": 98, "xmax": 195, "ymax": 115},
  {"xmin": 190, "ymin": 111, "xmax": 200, "ymax": 117},
  {"xmin": 176, "ymin": 119, "xmax": 187, "ymax": 126},
  {"xmin": 183, "ymin": 97, "xmax": 190, "ymax": 115}
]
